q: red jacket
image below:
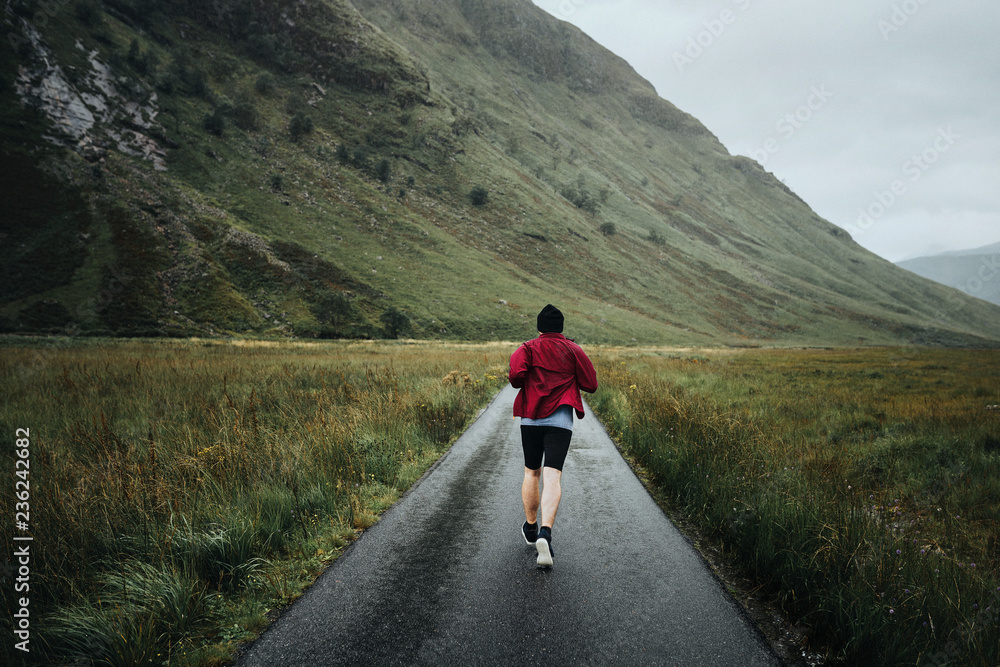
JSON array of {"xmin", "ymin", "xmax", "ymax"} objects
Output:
[{"xmin": 509, "ymin": 333, "xmax": 598, "ymax": 419}]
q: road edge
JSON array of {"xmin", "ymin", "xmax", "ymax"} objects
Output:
[{"xmin": 226, "ymin": 386, "xmax": 509, "ymax": 665}]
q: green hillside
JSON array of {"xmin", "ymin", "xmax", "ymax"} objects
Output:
[{"xmin": 3, "ymin": 0, "xmax": 999, "ymax": 346}]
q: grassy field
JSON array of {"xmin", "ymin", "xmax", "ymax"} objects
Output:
[
  {"xmin": 0, "ymin": 338, "xmax": 508, "ymax": 666},
  {"xmin": 590, "ymin": 346, "xmax": 1000, "ymax": 666},
  {"xmin": 2, "ymin": 339, "xmax": 997, "ymax": 665}
]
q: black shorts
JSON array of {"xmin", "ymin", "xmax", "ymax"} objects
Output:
[{"xmin": 520, "ymin": 426, "xmax": 572, "ymax": 472}]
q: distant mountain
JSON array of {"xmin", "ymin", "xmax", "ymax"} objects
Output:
[
  {"xmin": 897, "ymin": 243, "xmax": 1000, "ymax": 307},
  {"xmin": 2, "ymin": 0, "xmax": 999, "ymax": 346},
  {"xmin": 935, "ymin": 241, "xmax": 1000, "ymax": 258}
]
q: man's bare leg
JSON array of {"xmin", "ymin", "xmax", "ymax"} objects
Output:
[
  {"xmin": 533, "ymin": 467, "xmax": 561, "ymax": 567},
  {"xmin": 522, "ymin": 466, "xmax": 541, "ymax": 523},
  {"xmin": 540, "ymin": 466, "xmax": 562, "ymax": 528}
]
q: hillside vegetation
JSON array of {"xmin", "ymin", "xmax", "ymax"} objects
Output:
[{"xmin": 3, "ymin": 0, "xmax": 999, "ymax": 346}]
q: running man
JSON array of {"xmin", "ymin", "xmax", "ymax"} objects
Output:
[{"xmin": 509, "ymin": 304, "xmax": 598, "ymax": 567}]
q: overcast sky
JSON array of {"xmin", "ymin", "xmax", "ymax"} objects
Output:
[{"xmin": 530, "ymin": 0, "xmax": 1000, "ymax": 263}]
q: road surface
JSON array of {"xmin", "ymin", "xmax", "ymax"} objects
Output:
[{"xmin": 235, "ymin": 385, "xmax": 782, "ymax": 666}]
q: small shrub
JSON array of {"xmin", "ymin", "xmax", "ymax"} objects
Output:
[
  {"xmin": 315, "ymin": 292, "xmax": 355, "ymax": 334},
  {"xmin": 285, "ymin": 92, "xmax": 306, "ymax": 115},
  {"xmin": 335, "ymin": 143, "xmax": 351, "ymax": 165},
  {"xmin": 600, "ymin": 222, "xmax": 617, "ymax": 236},
  {"xmin": 155, "ymin": 69, "xmax": 177, "ymax": 94},
  {"xmin": 351, "ymin": 146, "xmax": 371, "ymax": 170},
  {"xmin": 288, "ymin": 112, "xmax": 314, "ymax": 142},
  {"xmin": 125, "ymin": 38, "xmax": 157, "ymax": 74},
  {"xmin": 375, "ymin": 158, "xmax": 392, "ymax": 183},
  {"xmin": 203, "ymin": 109, "xmax": 225, "ymax": 136},
  {"xmin": 74, "ymin": 0, "xmax": 102, "ymax": 26},
  {"xmin": 380, "ymin": 307, "xmax": 411, "ymax": 339},
  {"xmin": 254, "ymin": 73, "xmax": 276, "ymax": 96},
  {"xmin": 229, "ymin": 98, "xmax": 259, "ymax": 132},
  {"xmin": 560, "ymin": 181, "xmax": 599, "ymax": 214},
  {"xmin": 470, "ymin": 185, "xmax": 489, "ymax": 207},
  {"xmin": 184, "ymin": 66, "xmax": 209, "ymax": 98},
  {"xmin": 127, "ymin": 38, "xmax": 141, "ymax": 65}
]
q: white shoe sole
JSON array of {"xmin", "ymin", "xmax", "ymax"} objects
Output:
[{"xmin": 536, "ymin": 538, "xmax": 553, "ymax": 568}]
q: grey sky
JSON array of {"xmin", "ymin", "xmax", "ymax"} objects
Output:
[{"xmin": 531, "ymin": 0, "xmax": 1000, "ymax": 262}]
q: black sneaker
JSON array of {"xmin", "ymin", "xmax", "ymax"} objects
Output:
[
  {"xmin": 536, "ymin": 527, "xmax": 553, "ymax": 568},
  {"xmin": 522, "ymin": 521, "xmax": 538, "ymax": 545}
]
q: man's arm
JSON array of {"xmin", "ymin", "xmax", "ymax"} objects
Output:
[
  {"xmin": 575, "ymin": 348, "xmax": 598, "ymax": 394},
  {"xmin": 508, "ymin": 343, "xmax": 530, "ymax": 388}
]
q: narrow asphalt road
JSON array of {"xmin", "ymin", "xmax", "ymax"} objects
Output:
[{"xmin": 235, "ymin": 385, "xmax": 782, "ymax": 666}]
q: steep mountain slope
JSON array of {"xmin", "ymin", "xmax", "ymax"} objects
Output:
[
  {"xmin": 2, "ymin": 0, "xmax": 998, "ymax": 346},
  {"xmin": 897, "ymin": 242, "xmax": 1000, "ymax": 307}
]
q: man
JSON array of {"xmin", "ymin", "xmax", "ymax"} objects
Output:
[{"xmin": 508, "ymin": 304, "xmax": 598, "ymax": 568}]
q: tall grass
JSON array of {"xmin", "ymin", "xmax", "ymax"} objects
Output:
[
  {"xmin": 0, "ymin": 338, "xmax": 508, "ymax": 666},
  {"xmin": 591, "ymin": 348, "xmax": 1000, "ymax": 666}
]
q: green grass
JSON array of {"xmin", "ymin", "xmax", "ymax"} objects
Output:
[
  {"xmin": 590, "ymin": 346, "xmax": 1000, "ymax": 665},
  {"xmin": 0, "ymin": 337, "xmax": 509, "ymax": 666},
  {"xmin": 4, "ymin": 336, "xmax": 998, "ymax": 665}
]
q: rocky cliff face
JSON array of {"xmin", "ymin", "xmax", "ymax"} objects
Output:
[{"xmin": 14, "ymin": 20, "xmax": 167, "ymax": 169}]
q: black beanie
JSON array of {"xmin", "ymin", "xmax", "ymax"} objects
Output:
[{"xmin": 537, "ymin": 304, "xmax": 564, "ymax": 333}]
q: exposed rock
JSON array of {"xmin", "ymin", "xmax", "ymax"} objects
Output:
[
  {"xmin": 222, "ymin": 228, "xmax": 293, "ymax": 272},
  {"xmin": 12, "ymin": 20, "xmax": 167, "ymax": 171}
]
